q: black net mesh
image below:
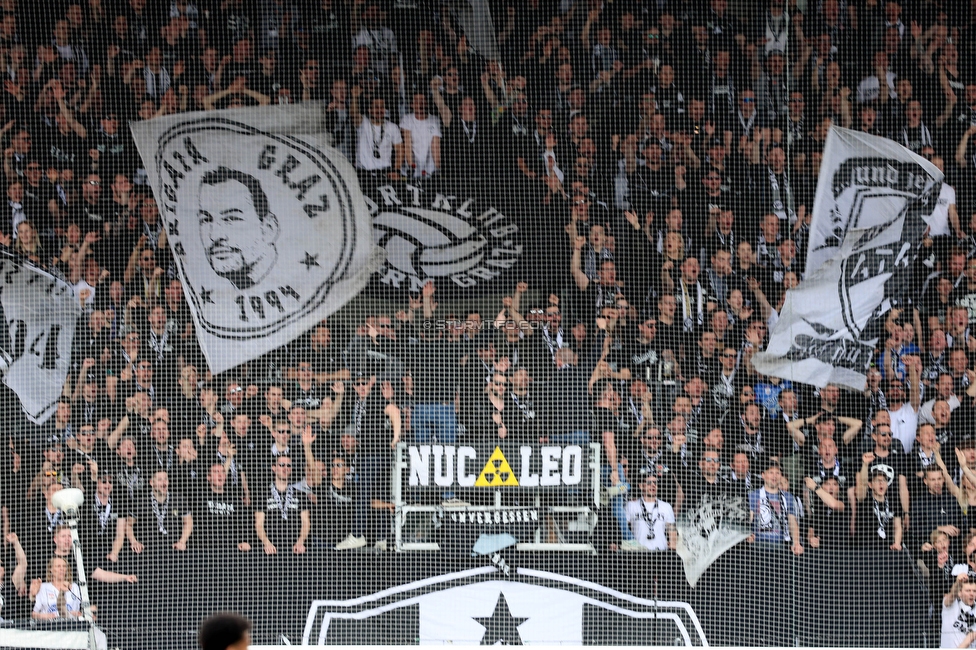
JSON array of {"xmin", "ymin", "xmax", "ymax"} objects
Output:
[{"xmin": 0, "ymin": 0, "xmax": 971, "ymax": 647}]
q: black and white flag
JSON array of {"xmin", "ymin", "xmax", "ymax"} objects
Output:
[
  {"xmin": 752, "ymin": 126, "xmax": 943, "ymax": 390},
  {"xmin": 131, "ymin": 105, "xmax": 382, "ymax": 375},
  {"xmin": 675, "ymin": 492, "xmax": 751, "ymax": 587},
  {"xmin": 0, "ymin": 252, "xmax": 79, "ymax": 423}
]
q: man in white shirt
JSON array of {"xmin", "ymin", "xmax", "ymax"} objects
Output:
[
  {"xmin": 942, "ymin": 579, "xmax": 976, "ymax": 648},
  {"xmin": 400, "ymin": 93, "xmax": 441, "ymax": 178},
  {"xmin": 352, "ymin": 89, "xmax": 403, "ymax": 179},
  {"xmin": 922, "ymin": 157, "xmax": 961, "ymax": 239},
  {"xmin": 887, "ymin": 357, "xmax": 921, "ymax": 453},
  {"xmin": 625, "ymin": 474, "xmax": 676, "ymax": 551}
]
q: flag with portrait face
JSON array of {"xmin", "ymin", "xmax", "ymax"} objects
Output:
[{"xmin": 131, "ymin": 104, "xmax": 383, "ymax": 375}]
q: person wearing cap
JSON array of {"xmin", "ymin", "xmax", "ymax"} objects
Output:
[
  {"xmin": 747, "ymin": 457, "xmax": 803, "ymax": 554},
  {"xmin": 625, "ymin": 474, "xmax": 676, "ymax": 551},
  {"xmin": 854, "ymin": 459, "xmax": 904, "ymax": 550}
]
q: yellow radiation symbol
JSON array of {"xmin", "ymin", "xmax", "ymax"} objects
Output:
[{"xmin": 474, "ymin": 447, "xmax": 520, "ymax": 487}]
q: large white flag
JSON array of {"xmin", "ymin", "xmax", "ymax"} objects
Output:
[
  {"xmin": 752, "ymin": 126, "xmax": 943, "ymax": 390},
  {"xmin": 131, "ymin": 104, "xmax": 382, "ymax": 375},
  {"xmin": 0, "ymin": 252, "xmax": 80, "ymax": 423}
]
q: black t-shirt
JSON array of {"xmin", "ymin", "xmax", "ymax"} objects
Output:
[
  {"xmin": 312, "ymin": 481, "xmax": 355, "ymax": 547},
  {"xmin": 349, "ymin": 393, "xmax": 394, "ymax": 455},
  {"xmin": 66, "ymin": 442, "xmax": 111, "ymax": 479},
  {"xmin": 259, "ymin": 481, "xmax": 310, "ymax": 548},
  {"xmin": 40, "ymin": 127, "xmax": 86, "ymax": 173},
  {"xmin": 139, "ymin": 442, "xmax": 176, "ymax": 477},
  {"xmin": 503, "ymin": 389, "xmax": 543, "ymax": 444},
  {"xmin": 285, "ymin": 379, "xmax": 327, "ymax": 411},
  {"xmin": 903, "ymin": 447, "xmax": 940, "ymax": 501},
  {"xmin": 132, "ymin": 491, "xmax": 191, "ymax": 549},
  {"xmin": 196, "ymin": 488, "xmax": 250, "ymax": 549},
  {"xmin": 78, "ymin": 489, "xmax": 129, "ymax": 560},
  {"xmin": 675, "ymin": 467, "xmax": 731, "ymax": 512},
  {"xmin": 18, "ymin": 504, "xmax": 64, "ymax": 572},
  {"xmin": 855, "ymin": 494, "xmax": 902, "ymax": 548},
  {"xmin": 114, "ymin": 459, "xmax": 148, "ymax": 505},
  {"xmin": 808, "ymin": 496, "xmax": 851, "ymax": 549},
  {"xmin": 171, "ymin": 458, "xmax": 204, "ymax": 501}
]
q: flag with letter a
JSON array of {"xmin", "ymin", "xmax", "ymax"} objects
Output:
[{"xmin": 752, "ymin": 126, "xmax": 943, "ymax": 390}]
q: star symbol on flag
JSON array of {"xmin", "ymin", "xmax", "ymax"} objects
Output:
[
  {"xmin": 300, "ymin": 252, "xmax": 320, "ymax": 270},
  {"xmin": 474, "ymin": 593, "xmax": 527, "ymax": 645},
  {"xmin": 199, "ymin": 286, "xmax": 215, "ymax": 304}
]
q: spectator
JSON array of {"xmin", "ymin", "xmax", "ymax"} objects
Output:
[
  {"xmin": 334, "ymin": 374, "xmax": 400, "ymax": 550},
  {"xmin": 129, "ymin": 469, "xmax": 193, "ymax": 553},
  {"xmin": 941, "ymin": 579, "xmax": 976, "ymax": 649},
  {"xmin": 254, "ymin": 455, "xmax": 310, "ymax": 556},
  {"xmin": 854, "ymin": 465, "xmax": 904, "ymax": 550},
  {"xmin": 910, "ymin": 465, "xmax": 965, "ymax": 553},
  {"xmin": 624, "ymin": 474, "xmax": 676, "ymax": 551},
  {"xmin": 31, "ymin": 557, "xmax": 81, "ymax": 620},
  {"xmin": 350, "ymin": 89, "xmax": 403, "ymax": 183},
  {"xmin": 748, "ymin": 457, "xmax": 804, "ymax": 555},
  {"xmin": 804, "ymin": 475, "xmax": 848, "ymax": 550},
  {"xmin": 399, "ymin": 93, "xmax": 440, "ymax": 178},
  {"xmin": 198, "ymin": 463, "xmax": 250, "ymax": 553}
]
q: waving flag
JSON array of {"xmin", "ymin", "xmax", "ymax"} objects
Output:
[
  {"xmin": 752, "ymin": 126, "xmax": 943, "ymax": 390},
  {"xmin": 131, "ymin": 104, "xmax": 382, "ymax": 375}
]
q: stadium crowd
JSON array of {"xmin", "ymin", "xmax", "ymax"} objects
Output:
[{"xmin": 0, "ymin": 0, "xmax": 974, "ymax": 641}]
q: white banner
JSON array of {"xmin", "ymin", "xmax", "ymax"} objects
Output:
[
  {"xmin": 752, "ymin": 126, "xmax": 943, "ymax": 390},
  {"xmin": 131, "ymin": 105, "xmax": 382, "ymax": 375},
  {"xmin": 675, "ymin": 492, "xmax": 751, "ymax": 587},
  {"xmin": 0, "ymin": 253, "xmax": 80, "ymax": 423}
]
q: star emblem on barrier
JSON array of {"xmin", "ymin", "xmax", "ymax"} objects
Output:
[{"xmin": 474, "ymin": 593, "xmax": 527, "ymax": 645}]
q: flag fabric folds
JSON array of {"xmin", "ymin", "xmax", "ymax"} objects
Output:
[
  {"xmin": 0, "ymin": 252, "xmax": 80, "ymax": 423},
  {"xmin": 752, "ymin": 126, "xmax": 943, "ymax": 390}
]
